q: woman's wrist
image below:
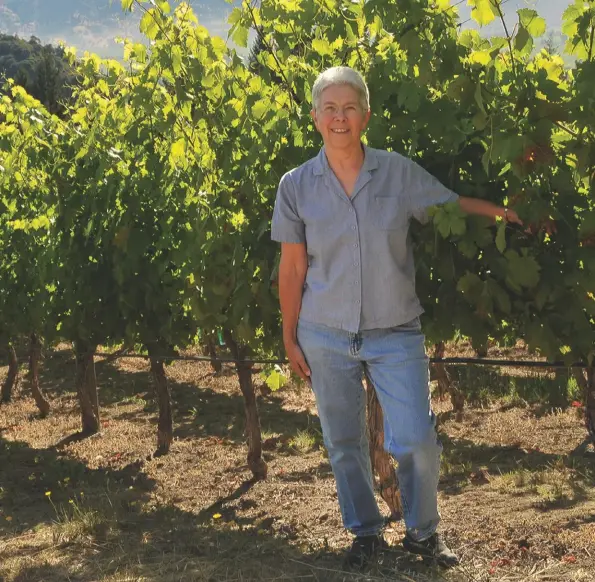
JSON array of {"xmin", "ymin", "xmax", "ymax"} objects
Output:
[{"xmin": 283, "ymin": 330, "xmax": 298, "ymax": 345}]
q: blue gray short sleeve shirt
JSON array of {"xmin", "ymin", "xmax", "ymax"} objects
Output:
[{"xmin": 271, "ymin": 145, "xmax": 459, "ymax": 333}]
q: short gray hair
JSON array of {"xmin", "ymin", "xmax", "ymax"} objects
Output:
[{"xmin": 311, "ymin": 67, "xmax": 370, "ymax": 112}]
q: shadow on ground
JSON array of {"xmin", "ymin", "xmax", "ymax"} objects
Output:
[
  {"xmin": 438, "ymin": 432, "xmax": 595, "ymax": 507},
  {"xmin": 447, "ymin": 364, "xmax": 581, "ymax": 411},
  {"xmin": 0, "ymin": 437, "xmax": 452, "ymax": 582},
  {"xmin": 32, "ymin": 349, "xmax": 321, "ymax": 450}
]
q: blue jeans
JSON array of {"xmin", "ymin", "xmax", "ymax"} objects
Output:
[{"xmin": 297, "ymin": 317, "xmax": 441, "ymax": 541}]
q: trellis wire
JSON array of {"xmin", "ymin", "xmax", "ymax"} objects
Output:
[{"xmin": 12, "ymin": 349, "xmax": 587, "ymax": 369}]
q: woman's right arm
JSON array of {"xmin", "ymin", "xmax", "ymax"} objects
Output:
[{"xmin": 278, "ymin": 242, "xmax": 311, "ymax": 382}]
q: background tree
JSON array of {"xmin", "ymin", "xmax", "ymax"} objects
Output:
[{"xmin": 0, "ymin": 34, "xmax": 75, "ymax": 115}]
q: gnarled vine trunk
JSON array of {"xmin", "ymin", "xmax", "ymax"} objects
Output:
[
  {"xmin": 75, "ymin": 342, "xmax": 100, "ymax": 434},
  {"xmin": 206, "ymin": 334, "xmax": 222, "ymax": 374},
  {"xmin": 365, "ymin": 374, "xmax": 402, "ymax": 521},
  {"xmin": 434, "ymin": 342, "xmax": 464, "ymax": 421},
  {"xmin": 573, "ymin": 367, "xmax": 588, "ymax": 395},
  {"xmin": 1, "ymin": 344, "xmax": 19, "ymax": 403},
  {"xmin": 29, "ymin": 334, "xmax": 50, "ymax": 416},
  {"xmin": 148, "ymin": 349, "xmax": 173, "ymax": 454},
  {"xmin": 585, "ymin": 366, "xmax": 595, "ymax": 445},
  {"xmin": 224, "ymin": 330, "xmax": 267, "ymax": 480}
]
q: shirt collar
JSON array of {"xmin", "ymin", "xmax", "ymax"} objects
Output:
[{"xmin": 312, "ymin": 143, "xmax": 379, "ymax": 176}]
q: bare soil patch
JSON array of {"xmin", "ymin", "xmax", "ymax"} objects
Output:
[{"xmin": 1, "ymin": 347, "xmax": 594, "ymax": 581}]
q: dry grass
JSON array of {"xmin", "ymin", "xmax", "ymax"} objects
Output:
[{"xmin": 1, "ymin": 345, "xmax": 594, "ymax": 582}]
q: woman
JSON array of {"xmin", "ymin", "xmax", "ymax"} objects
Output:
[{"xmin": 271, "ymin": 66, "xmax": 521, "ymax": 570}]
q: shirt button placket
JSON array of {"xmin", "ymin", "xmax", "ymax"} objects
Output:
[{"xmin": 351, "ymin": 205, "xmax": 362, "ymax": 330}]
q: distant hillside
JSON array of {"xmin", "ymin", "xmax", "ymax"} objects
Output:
[{"xmin": 0, "ymin": 34, "xmax": 74, "ymax": 115}]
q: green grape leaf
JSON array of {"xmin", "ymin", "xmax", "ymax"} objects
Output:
[
  {"xmin": 397, "ymin": 82, "xmax": 421, "ymax": 113},
  {"xmin": 228, "ymin": 7, "xmax": 242, "ymax": 25},
  {"xmin": 312, "ymin": 38, "xmax": 332, "ymax": 56},
  {"xmin": 495, "ymin": 221, "xmax": 507, "ymax": 253},
  {"xmin": 487, "ymin": 279, "xmax": 511, "ymax": 314},
  {"xmin": 505, "ymin": 250, "xmax": 541, "ymax": 290},
  {"xmin": 473, "ymin": 111, "xmax": 488, "ymax": 130},
  {"xmin": 518, "ymin": 9, "xmax": 546, "ymax": 37},
  {"xmin": 432, "ymin": 202, "xmax": 467, "ymax": 238},
  {"xmin": 170, "ymin": 139, "xmax": 186, "ymax": 165},
  {"xmin": 252, "ymin": 99, "xmax": 269, "ymax": 120},
  {"xmin": 579, "ymin": 210, "xmax": 595, "ymax": 238},
  {"xmin": 231, "ymin": 24, "xmax": 249, "ymax": 48},
  {"xmin": 140, "ymin": 10, "xmax": 160, "ymax": 40},
  {"xmin": 514, "ymin": 26, "xmax": 533, "ymax": 53},
  {"xmin": 469, "ymin": 0, "xmax": 497, "ymax": 26},
  {"xmin": 525, "ymin": 320, "xmax": 559, "ymax": 359},
  {"xmin": 457, "ymin": 273, "xmax": 483, "ymax": 302},
  {"xmin": 265, "ymin": 369, "xmax": 288, "ymax": 392},
  {"xmin": 474, "ymin": 83, "xmax": 486, "ymax": 113},
  {"xmin": 458, "ymin": 238, "xmax": 478, "ymax": 259},
  {"xmin": 171, "ymin": 45, "xmax": 183, "ymax": 74},
  {"xmin": 156, "ymin": 1, "xmax": 171, "ymax": 14}
]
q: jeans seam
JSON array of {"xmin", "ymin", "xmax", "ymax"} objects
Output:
[
  {"xmin": 409, "ymin": 523, "xmax": 438, "ymax": 542},
  {"xmin": 354, "ymin": 524, "xmax": 384, "ymax": 537}
]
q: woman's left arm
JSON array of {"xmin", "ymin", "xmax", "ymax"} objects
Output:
[{"xmin": 458, "ymin": 196, "xmax": 523, "ymax": 226}]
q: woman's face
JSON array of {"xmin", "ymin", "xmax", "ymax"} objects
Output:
[{"xmin": 311, "ymin": 84, "xmax": 371, "ymax": 151}]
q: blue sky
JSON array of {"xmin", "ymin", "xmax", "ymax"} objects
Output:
[
  {"xmin": 0, "ymin": 0, "xmax": 233, "ymax": 57},
  {"xmin": 0, "ymin": 0, "xmax": 568, "ymax": 58}
]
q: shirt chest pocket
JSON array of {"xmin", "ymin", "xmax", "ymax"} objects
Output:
[{"xmin": 372, "ymin": 195, "xmax": 408, "ymax": 230}]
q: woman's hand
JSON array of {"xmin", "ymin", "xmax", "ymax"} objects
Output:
[
  {"xmin": 504, "ymin": 208, "xmax": 523, "ymax": 226},
  {"xmin": 284, "ymin": 338, "xmax": 311, "ymax": 384},
  {"xmin": 505, "ymin": 208, "xmax": 557, "ymax": 236},
  {"xmin": 526, "ymin": 217, "xmax": 557, "ymax": 236}
]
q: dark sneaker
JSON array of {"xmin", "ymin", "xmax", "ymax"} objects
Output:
[
  {"xmin": 402, "ymin": 532, "xmax": 459, "ymax": 567},
  {"xmin": 343, "ymin": 534, "xmax": 387, "ymax": 571}
]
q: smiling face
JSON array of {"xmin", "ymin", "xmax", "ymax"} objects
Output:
[{"xmin": 311, "ymin": 84, "xmax": 371, "ymax": 152}]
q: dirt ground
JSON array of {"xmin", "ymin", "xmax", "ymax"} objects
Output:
[{"xmin": 1, "ymin": 345, "xmax": 594, "ymax": 582}]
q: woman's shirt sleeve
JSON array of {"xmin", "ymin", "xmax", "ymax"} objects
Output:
[
  {"xmin": 271, "ymin": 172, "xmax": 306, "ymax": 244},
  {"xmin": 405, "ymin": 158, "xmax": 459, "ymax": 223}
]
